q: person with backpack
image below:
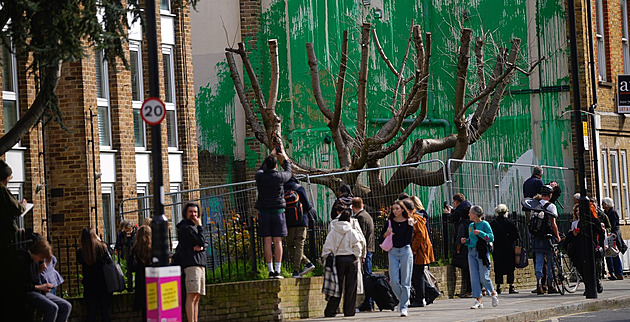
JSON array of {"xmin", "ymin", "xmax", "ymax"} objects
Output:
[
  {"xmin": 283, "ymin": 177, "xmax": 316, "ymax": 278},
  {"xmin": 529, "ymin": 185, "xmax": 561, "ymax": 295},
  {"xmin": 330, "ymin": 184, "xmax": 353, "ymax": 220}
]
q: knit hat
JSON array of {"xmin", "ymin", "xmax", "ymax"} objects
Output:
[{"xmin": 0, "ymin": 160, "xmax": 12, "ymax": 181}]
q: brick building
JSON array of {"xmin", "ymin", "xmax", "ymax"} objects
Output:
[
  {"xmin": 0, "ymin": 0, "xmax": 199, "ymax": 247},
  {"xmin": 571, "ymin": 0, "xmax": 630, "ymax": 226}
]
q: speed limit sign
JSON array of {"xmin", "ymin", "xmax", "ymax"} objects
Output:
[{"xmin": 141, "ymin": 97, "xmax": 166, "ymax": 126}]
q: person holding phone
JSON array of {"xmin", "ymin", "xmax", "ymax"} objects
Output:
[{"xmin": 255, "ymin": 145, "xmax": 293, "ymax": 278}]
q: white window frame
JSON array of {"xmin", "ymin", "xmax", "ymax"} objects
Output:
[
  {"xmin": 160, "ymin": 0, "xmax": 171, "ymax": 13},
  {"xmin": 596, "ymin": 0, "xmax": 607, "ymax": 81},
  {"xmin": 611, "ymin": 150, "xmax": 622, "ymax": 215},
  {"xmin": 602, "ymin": 150, "xmax": 610, "ymax": 198},
  {"xmin": 101, "ymin": 184, "xmax": 116, "ymax": 245},
  {"xmin": 170, "ymin": 184, "xmax": 181, "ymax": 241},
  {"xmin": 2, "ymin": 40, "xmax": 20, "ymax": 146},
  {"xmin": 622, "ymin": 151, "xmax": 630, "ymax": 220},
  {"xmin": 623, "ymin": 0, "xmax": 630, "ymax": 73},
  {"xmin": 7, "ymin": 184, "xmax": 24, "ymax": 228},
  {"xmin": 130, "ymin": 42, "xmax": 146, "ymax": 150},
  {"xmin": 136, "ymin": 184, "xmax": 151, "ymax": 223},
  {"xmin": 95, "ymin": 50, "xmax": 112, "ymax": 149},
  {"xmin": 162, "ymin": 46, "xmax": 178, "ymax": 150}
]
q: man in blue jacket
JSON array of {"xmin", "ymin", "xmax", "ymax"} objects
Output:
[{"xmin": 256, "ymin": 147, "xmax": 293, "ymax": 278}]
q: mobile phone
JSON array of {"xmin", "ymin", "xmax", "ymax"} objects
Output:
[
  {"xmin": 443, "ymin": 201, "xmax": 449, "ymax": 208},
  {"xmin": 276, "ymin": 146, "xmax": 281, "ymax": 153}
]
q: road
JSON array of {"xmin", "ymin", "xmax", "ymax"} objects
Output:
[{"xmin": 539, "ymin": 307, "xmax": 630, "ymax": 322}]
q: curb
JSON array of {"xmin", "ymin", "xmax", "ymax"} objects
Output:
[{"xmin": 481, "ymin": 295, "xmax": 630, "ymax": 321}]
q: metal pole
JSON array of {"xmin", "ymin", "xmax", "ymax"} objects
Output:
[
  {"xmin": 146, "ymin": 0, "xmax": 169, "ymax": 266},
  {"xmin": 585, "ymin": 0, "xmax": 601, "ymax": 204},
  {"xmin": 567, "ymin": 0, "xmax": 597, "ymax": 299}
]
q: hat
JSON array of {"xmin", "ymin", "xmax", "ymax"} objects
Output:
[
  {"xmin": 0, "ymin": 160, "xmax": 12, "ymax": 181},
  {"xmin": 540, "ymin": 185, "xmax": 553, "ymax": 195}
]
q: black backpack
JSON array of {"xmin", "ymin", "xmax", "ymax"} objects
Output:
[
  {"xmin": 284, "ymin": 190, "xmax": 304, "ymax": 227},
  {"xmin": 529, "ymin": 202, "xmax": 553, "ymax": 236}
]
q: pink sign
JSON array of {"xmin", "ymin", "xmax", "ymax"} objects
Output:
[{"xmin": 146, "ymin": 266, "xmax": 182, "ymax": 322}]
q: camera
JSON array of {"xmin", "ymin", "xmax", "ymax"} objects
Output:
[
  {"xmin": 276, "ymin": 146, "xmax": 281, "ymax": 153},
  {"xmin": 443, "ymin": 201, "xmax": 450, "ymax": 209}
]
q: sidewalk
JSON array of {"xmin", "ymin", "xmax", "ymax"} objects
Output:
[{"xmin": 304, "ymin": 278, "xmax": 630, "ymax": 321}]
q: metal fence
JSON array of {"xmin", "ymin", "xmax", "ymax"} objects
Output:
[{"xmin": 49, "ymin": 158, "xmax": 578, "ymax": 296}]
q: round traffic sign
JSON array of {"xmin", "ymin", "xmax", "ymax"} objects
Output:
[{"xmin": 141, "ymin": 97, "xmax": 166, "ymax": 126}]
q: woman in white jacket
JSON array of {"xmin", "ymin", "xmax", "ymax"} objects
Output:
[{"xmin": 322, "ymin": 209, "xmax": 366, "ymax": 317}]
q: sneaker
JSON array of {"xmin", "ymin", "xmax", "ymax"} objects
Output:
[
  {"xmin": 470, "ymin": 301, "xmax": 483, "ymax": 309},
  {"xmin": 300, "ymin": 262, "xmax": 315, "ymax": 276},
  {"xmin": 491, "ymin": 294, "xmax": 499, "ymax": 307},
  {"xmin": 268, "ymin": 271, "xmax": 278, "ymax": 279},
  {"xmin": 292, "ymin": 271, "xmax": 301, "ymax": 278},
  {"xmin": 400, "ymin": 308, "xmax": 408, "ymax": 317}
]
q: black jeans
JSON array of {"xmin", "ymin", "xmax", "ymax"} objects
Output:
[
  {"xmin": 411, "ymin": 264, "xmax": 426, "ymax": 302},
  {"xmin": 494, "ymin": 270, "xmax": 515, "ymax": 285},
  {"xmin": 325, "ymin": 255, "xmax": 358, "ymax": 317},
  {"xmin": 86, "ymin": 292, "xmax": 112, "ymax": 322}
]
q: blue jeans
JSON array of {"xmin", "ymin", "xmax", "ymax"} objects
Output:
[
  {"xmin": 535, "ymin": 250, "xmax": 554, "ymax": 285},
  {"xmin": 606, "ymin": 256, "xmax": 623, "ymax": 276},
  {"xmin": 361, "ymin": 252, "xmax": 374, "ymax": 308},
  {"xmin": 25, "ymin": 291, "xmax": 72, "ymax": 322},
  {"xmin": 467, "ymin": 248, "xmax": 495, "ymax": 299},
  {"xmin": 388, "ymin": 245, "xmax": 413, "ymax": 310}
]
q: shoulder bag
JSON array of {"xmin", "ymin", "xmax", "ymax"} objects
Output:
[
  {"xmin": 102, "ymin": 249, "xmax": 126, "ymax": 293},
  {"xmin": 514, "ymin": 238, "xmax": 529, "ymax": 268},
  {"xmin": 379, "ymin": 220, "xmax": 393, "ymax": 252}
]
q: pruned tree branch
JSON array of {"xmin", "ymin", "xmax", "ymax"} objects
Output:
[
  {"xmin": 372, "ymin": 29, "xmax": 399, "ymax": 78},
  {"xmin": 355, "ymin": 23, "xmax": 371, "ymax": 148}
]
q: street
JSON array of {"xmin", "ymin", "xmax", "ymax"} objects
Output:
[{"xmin": 539, "ymin": 307, "xmax": 630, "ymax": 321}]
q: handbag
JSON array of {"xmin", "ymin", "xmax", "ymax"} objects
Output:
[
  {"xmin": 379, "ymin": 220, "xmax": 393, "ymax": 252},
  {"xmin": 102, "ymin": 251, "xmax": 126, "ymax": 293},
  {"xmin": 605, "ymin": 233, "xmax": 620, "ymax": 257},
  {"xmin": 514, "ymin": 244, "xmax": 529, "ymax": 269}
]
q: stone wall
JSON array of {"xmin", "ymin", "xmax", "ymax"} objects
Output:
[{"xmin": 65, "ymin": 261, "xmax": 537, "ymax": 321}]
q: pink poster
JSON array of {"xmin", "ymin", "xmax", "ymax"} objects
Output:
[{"xmin": 145, "ymin": 266, "xmax": 182, "ymax": 322}]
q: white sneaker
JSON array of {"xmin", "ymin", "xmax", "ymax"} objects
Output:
[
  {"xmin": 400, "ymin": 308, "xmax": 408, "ymax": 317},
  {"xmin": 491, "ymin": 294, "xmax": 499, "ymax": 307},
  {"xmin": 470, "ymin": 301, "xmax": 483, "ymax": 309}
]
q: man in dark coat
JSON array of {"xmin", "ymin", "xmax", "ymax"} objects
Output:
[
  {"xmin": 255, "ymin": 147, "xmax": 292, "ymax": 278},
  {"xmin": 523, "ymin": 166, "xmax": 544, "ymax": 198},
  {"xmin": 444, "ymin": 192, "xmax": 472, "ymax": 297},
  {"xmin": 352, "ymin": 197, "xmax": 375, "ymax": 311},
  {"xmin": 490, "ymin": 204, "xmax": 520, "ymax": 294}
]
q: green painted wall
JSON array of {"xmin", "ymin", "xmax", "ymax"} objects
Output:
[{"xmin": 195, "ymin": 0, "xmax": 574, "ymax": 206}]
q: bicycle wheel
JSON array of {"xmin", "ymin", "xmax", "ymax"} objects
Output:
[
  {"xmin": 553, "ymin": 255, "xmax": 565, "ymax": 295},
  {"xmin": 561, "ymin": 253, "xmax": 580, "ymax": 293}
]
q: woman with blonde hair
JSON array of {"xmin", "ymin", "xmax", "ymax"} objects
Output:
[
  {"xmin": 130, "ymin": 225, "xmax": 152, "ymax": 320},
  {"xmin": 489, "ymin": 204, "xmax": 520, "ymax": 294},
  {"xmin": 77, "ymin": 227, "xmax": 112, "ymax": 322}
]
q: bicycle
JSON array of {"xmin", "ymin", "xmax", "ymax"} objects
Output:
[{"xmin": 549, "ymin": 236, "xmax": 581, "ymax": 294}]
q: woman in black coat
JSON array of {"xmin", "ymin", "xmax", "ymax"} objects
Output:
[
  {"xmin": 489, "ymin": 204, "xmax": 520, "ymax": 294},
  {"xmin": 77, "ymin": 227, "xmax": 112, "ymax": 322},
  {"xmin": 129, "ymin": 225, "xmax": 152, "ymax": 321}
]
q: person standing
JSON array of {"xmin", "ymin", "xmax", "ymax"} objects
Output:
[
  {"xmin": 523, "ymin": 166, "xmax": 544, "ymax": 199},
  {"xmin": 384, "ymin": 201, "xmax": 415, "ymax": 317},
  {"xmin": 0, "ymin": 160, "xmax": 27, "ymax": 249},
  {"xmin": 461, "ymin": 205, "xmax": 498, "ymax": 309},
  {"xmin": 402, "ymin": 199, "xmax": 434, "ymax": 307},
  {"xmin": 129, "ymin": 225, "xmax": 152, "ymax": 321},
  {"xmin": 490, "ymin": 204, "xmax": 520, "ymax": 294},
  {"xmin": 19, "ymin": 238, "xmax": 72, "ymax": 322},
  {"xmin": 602, "ymin": 197, "xmax": 626, "ymax": 280},
  {"xmin": 444, "ymin": 193, "xmax": 472, "ymax": 298},
  {"xmin": 530, "ymin": 185, "xmax": 561, "ymax": 294},
  {"xmin": 77, "ymin": 227, "xmax": 112, "ymax": 322},
  {"xmin": 173, "ymin": 203, "xmax": 207, "ymax": 322},
  {"xmin": 255, "ymin": 147, "xmax": 292, "ymax": 279},
  {"xmin": 321, "ymin": 209, "xmax": 366, "ymax": 317},
  {"xmin": 352, "ymin": 197, "xmax": 375, "ymax": 312},
  {"xmin": 330, "ymin": 184, "xmax": 353, "ymax": 220},
  {"xmin": 283, "ymin": 177, "xmax": 315, "ymax": 278}
]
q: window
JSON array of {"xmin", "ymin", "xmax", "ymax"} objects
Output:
[
  {"xmin": 611, "ymin": 151, "xmax": 622, "ymax": 214},
  {"xmin": 160, "ymin": 0, "xmax": 170, "ymax": 12},
  {"xmin": 162, "ymin": 47, "xmax": 178, "ymax": 148},
  {"xmin": 622, "ymin": 151, "xmax": 630, "ymax": 220},
  {"xmin": 2, "ymin": 42, "xmax": 19, "ymax": 135},
  {"xmin": 7, "ymin": 185, "xmax": 24, "ymax": 229},
  {"xmin": 623, "ymin": 0, "xmax": 630, "ymax": 73},
  {"xmin": 170, "ymin": 184, "xmax": 181, "ymax": 240},
  {"xmin": 95, "ymin": 50, "xmax": 112, "ymax": 147},
  {"xmin": 102, "ymin": 185, "xmax": 115, "ymax": 245},
  {"xmin": 130, "ymin": 43, "xmax": 145, "ymax": 148},
  {"xmin": 137, "ymin": 185, "xmax": 150, "ymax": 224},
  {"xmin": 596, "ymin": 0, "xmax": 607, "ymax": 81},
  {"xmin": 602, "ymin": 150, "xmax": 609, "ymax": 198}
]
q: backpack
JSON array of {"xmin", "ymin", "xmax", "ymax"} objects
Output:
[
  {"xmin": 529, "ymin": 202, "xmax": 552, "ymax": 236},
  {"xmin": 284, "ymin": 190, "xmax": 304, "ymax": 227}
]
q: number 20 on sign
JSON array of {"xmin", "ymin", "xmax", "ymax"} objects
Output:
[{"xmin": 141, "ymin": 97, "xmax": 166, "ymax": 126}]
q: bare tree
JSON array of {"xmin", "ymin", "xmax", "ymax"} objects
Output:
[{"xmin": 225, "ymin": 23, "xmax": 539, "ymax": 206}]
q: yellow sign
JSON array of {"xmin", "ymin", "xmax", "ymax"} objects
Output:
[
  {"xmin": 146, "ymin": 282, "xmax": 158, "ymax": 311},
  {"xmin": 582, "ymin": 121, "xmax": 588, "ymax": 136},
  {"xmin": 160, "ymin": 281, "xmax": 180, "ymax": 311}
]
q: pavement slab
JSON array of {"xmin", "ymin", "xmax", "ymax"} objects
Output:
[{"xmin": 303, "ymin": 278, "xmax": 630, "ymax": 321}]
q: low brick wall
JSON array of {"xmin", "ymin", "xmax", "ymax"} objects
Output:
[{"xmin": 66, "ymin": 260, "xmax": 537, "ymax": 321}]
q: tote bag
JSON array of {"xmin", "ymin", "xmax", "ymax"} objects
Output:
[
  {"xmin": 103, "ymin": 252, "xmax": 126, "ymax": 293},
  {"xmin": 379, "ymin": 220, "xmax": 393, "ymax": 252},
  {"xmin": 514, "ymin": 245, "xmax": 529, "ymax": 269}
]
